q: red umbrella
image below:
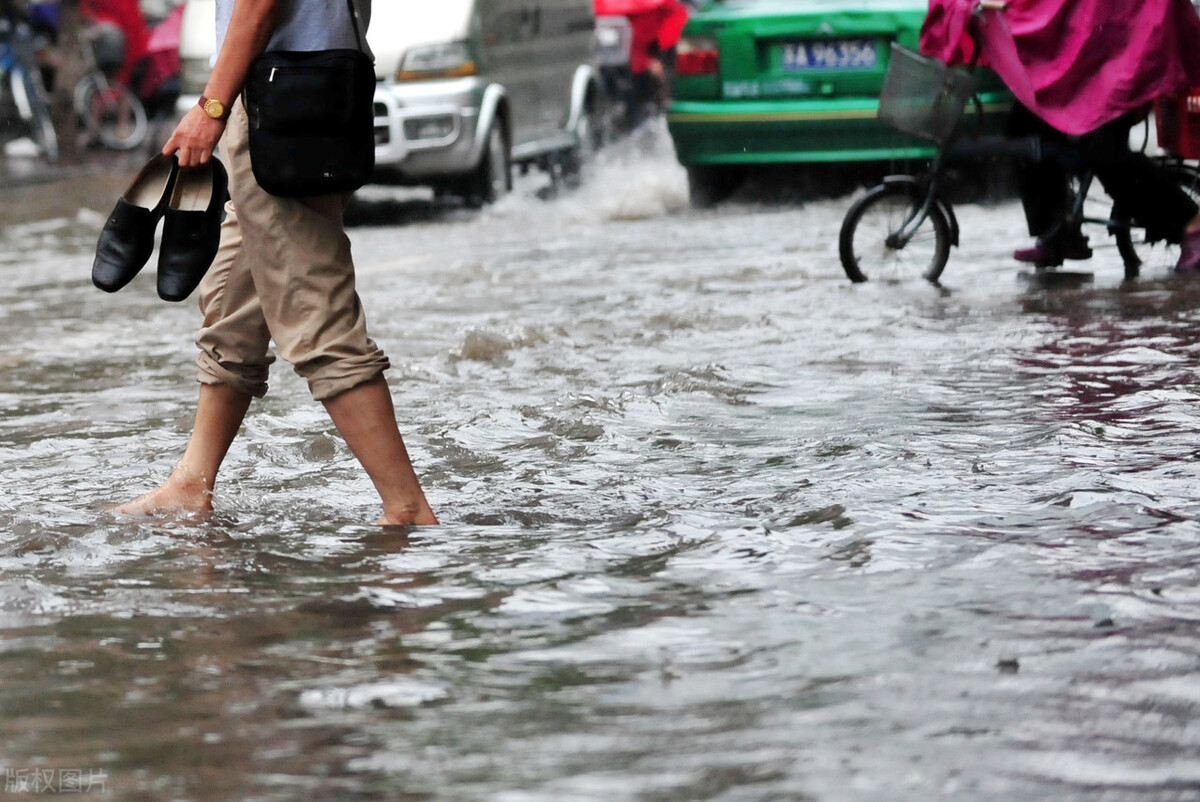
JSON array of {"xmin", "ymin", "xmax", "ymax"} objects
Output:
[{"xmin": 594, "ymin": 0, "xmax": 679, "ymax": 17}]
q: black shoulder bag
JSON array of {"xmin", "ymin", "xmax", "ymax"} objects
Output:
[{"xmin": 242, "ymin": 0, "xmax": 375, "ymax": 197}]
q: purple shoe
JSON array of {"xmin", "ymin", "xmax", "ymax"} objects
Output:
[
  {"xmin": 1013, "ymin": 242, "xmax": 1064, "ymax": 267},
  {"xmin": 1176, "ymin": 229, "xmax": 1200, "ymax": 274},
  {"xmin": 1014, "ymin": 234, "xmax": 1092, "ymax": 268}
]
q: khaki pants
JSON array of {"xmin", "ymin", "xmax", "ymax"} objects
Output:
[{"xmin": 194, "ymin": 98, "xmax": 389, "ymax": 401}]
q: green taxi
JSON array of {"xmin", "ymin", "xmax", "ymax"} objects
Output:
[{"xmin": 666, "ymin": 0, "xmax": 1011, "ymax": 205}]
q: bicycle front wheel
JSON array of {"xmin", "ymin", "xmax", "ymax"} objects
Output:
[
  {"xmin": 76, "ymin": 75, "xmax": 148, "ymax": 151},
  {"xmin": 839, "ymin": 181, "xmax": 951, "ymax": 283}
]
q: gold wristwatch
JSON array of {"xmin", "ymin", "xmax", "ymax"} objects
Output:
[{"xmin": 198, "ymin": 96, "xmax": 229, "ymax": 121}]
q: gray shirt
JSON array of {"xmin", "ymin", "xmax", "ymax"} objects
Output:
[{"xmin": 215, "ymin": 0, "xmax": 372, "ymax": 59}]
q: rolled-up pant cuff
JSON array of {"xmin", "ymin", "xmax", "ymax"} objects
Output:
[
  {"xmin": 196, "ymin": 351, "xmax": 270, "ymax": 398},
  {"xmin": 306, "ymin": 359, "xmax": 390, "ymax": 401}
]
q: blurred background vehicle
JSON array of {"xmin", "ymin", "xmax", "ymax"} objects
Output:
[
  {"xmin": 27, "ymin": 0, "xmax": 180, "ymax": 152},
  {"xmin": 0, "ymin": 0, "xmax": 57, "ymax": 160},
  {"xmin": 177, "ymin": 0, "xmax": 604, "ymax": 206},
  {"xmin": 370, "ymin": 0, "xmax": 603, "ymax": 205},
  {"xmin": 664, "ymin": 0, "xmax": 1012, "ymax": 207},
  {"xmin": 71, "ymin": 18, "xmax": 149, "ymax": 149}
]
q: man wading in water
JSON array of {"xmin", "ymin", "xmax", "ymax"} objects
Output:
[{"xmin": 115, "ymin": 0, "xmax": 438, "ymax": 526}]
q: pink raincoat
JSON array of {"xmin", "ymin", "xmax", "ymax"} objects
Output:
[
  {"xmin": 595, "ymin": 0, "xmax": 689, "ymax": 74},
  {"xmin": 919, "ymin": 0, "xmax": 1200, "ymax": 135}
]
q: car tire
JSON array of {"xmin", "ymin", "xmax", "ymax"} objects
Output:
[
  {"xmin": 560, "ymin": 101, "xmax": 602, "ymax": 188},
  {"xmin": 686, "ymin": 165, "xmax": 745, "ymax": 208},
  {"xmin": 461, "ymin": 124, "xmax": 511, "ymax": 208}
]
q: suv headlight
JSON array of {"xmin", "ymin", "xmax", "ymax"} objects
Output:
[{"xmin": 398, "ymin": 42, "xmax": 477, "ymax": 81}]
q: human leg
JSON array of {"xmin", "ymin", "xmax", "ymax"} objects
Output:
[
  {"xmin": 117, "ymin": 146, "xmax": 273, "ymax": 514},
  {"xmin": 117, "ymin": 383, "xmax": 253, "ymax": 514},
  {"xmin": 1008, "ymin": 104, "xmax": 1070, "ymax": 237},
  {"xmin": 1076, "ymin": 111, "xmax": 1200, "ymax": 272},
  {"xmin": 218, "ymin": 99, "xmax": 436, "ymax": 522},
  {"xmin": 1080, "ymin": 112, "xmax": 1200, "ymax": 242},
  {"xmin": 1006, "ymin": 103, "xmax": 1088, "ymax": 265},
  {"xmin": 323, "ymin": 377, "xmax": 438, "ymax": 526}
]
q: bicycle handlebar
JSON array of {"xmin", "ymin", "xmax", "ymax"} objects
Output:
[{"xmin": 945, "ymin": 135, "xmax": 1087, "ymax": 168}]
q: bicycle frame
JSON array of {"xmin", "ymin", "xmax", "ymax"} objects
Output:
[
  {"xmin": 1055, "ymin": 171, "xmax": 1105, "ymax": 242},
  {"xmin": 879, "ymin": 172, "xmax": 961, "ymax": 249},
  {"xmin": 885, "ymin": 149, "xmax": 955, "ymax": 249},
  {"xmin": 72, "ymin": 23, "xmax": 149, "ymax": 151}
]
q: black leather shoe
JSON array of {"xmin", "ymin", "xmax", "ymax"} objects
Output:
[
  {"xmin": 92, "ymin": 153, "xmax": 177, "ymax": 293},
  {"xmin": 157, "ymin": 157, "xmax": 229, "ymax": 302}
]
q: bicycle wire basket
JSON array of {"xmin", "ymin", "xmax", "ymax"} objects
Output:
[{"xmin": 878, "ymin": 43, "xmax": 978, "ymax": 146}]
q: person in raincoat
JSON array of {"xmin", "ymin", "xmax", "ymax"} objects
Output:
[
  {"xmin": 595, "ymin": 0, "xmax": 688, "ymax": 129},
  {"xmin": 920, "ymin": 0, "xmax": 1200, "ymax": 272}
]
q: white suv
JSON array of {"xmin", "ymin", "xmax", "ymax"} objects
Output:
[{"xmin": 176, "ymin": 0, "xmax": 605, "ymax": 204}]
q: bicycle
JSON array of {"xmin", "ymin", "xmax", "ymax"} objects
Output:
[
  {"xmin": 837, "ymin": 7, "xmax": 1200, "ymax": 285},
  {"xmin": 72, "ymin": 23, "xmax": 148, "ymax": 151},
  {"xmin": 0, "ymin": 5, "xmax": 57, "ymax": 162}
]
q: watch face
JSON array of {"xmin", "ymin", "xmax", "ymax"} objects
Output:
[{"xmin": 205, "ymin": 99, "xmax": 225, "ymax": 119}]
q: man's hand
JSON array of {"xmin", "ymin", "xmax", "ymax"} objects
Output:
[{"xmin": 163, "ymin": 105, "xmax": 227, "ymax": 167}]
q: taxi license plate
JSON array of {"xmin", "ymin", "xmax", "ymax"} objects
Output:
[{"xmin": 781, "ymin": 38, "xmax": 878, "ymax": 71}]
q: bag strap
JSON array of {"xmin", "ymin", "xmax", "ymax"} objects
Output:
[{"xmin": 346, "ymin": 0, "xmax": 367, "ymax": 54}]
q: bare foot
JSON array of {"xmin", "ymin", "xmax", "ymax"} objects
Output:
[
  {"xmin": 112, "ymin": 468, "xmax": 213, "ymax": 516},
  {"xmin": 376, "ymin": 504, "xmax": 439, "ymax": 526}
]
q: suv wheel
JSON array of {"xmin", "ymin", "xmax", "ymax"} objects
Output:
[
  {"xmin": 560, "ymin": 103, "xmax": 602, "ymax": 187},
  {"xmin": 462, "ymin": 125, "xmax": 511, "ymax": 208}
]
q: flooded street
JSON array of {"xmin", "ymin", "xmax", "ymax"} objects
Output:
[{"xmin": 3, "ymin": 129, "xmax": 1200, "ymax": 800}]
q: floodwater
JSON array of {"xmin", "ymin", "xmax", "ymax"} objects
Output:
[{"xmin": 3, "ymin": 128, "xmax": 1200, "ymax": 801}]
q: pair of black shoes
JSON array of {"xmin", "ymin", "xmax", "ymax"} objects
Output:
[{"xmin": 92, "ymin": 153, "xmax": 229, "ymax": 302}]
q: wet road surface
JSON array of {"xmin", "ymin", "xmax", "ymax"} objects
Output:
[{"xmin": 2, "ymin": 127, "xmax": 1200, "ymax": 800}]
